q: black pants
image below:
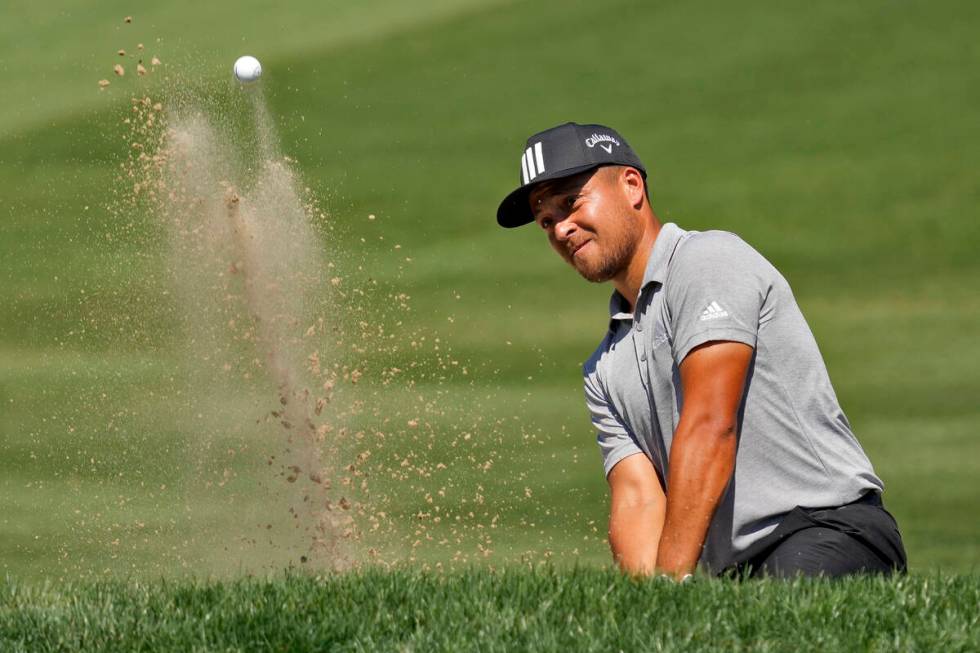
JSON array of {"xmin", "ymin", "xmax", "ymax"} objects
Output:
[{"xmin": 724, "ymin": 492, "xmax": 908, "ymax": 579}]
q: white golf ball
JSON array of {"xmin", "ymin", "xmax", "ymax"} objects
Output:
[{"xmin": 233, "ymin": 55, "xmax": 262, "ymax": 83}]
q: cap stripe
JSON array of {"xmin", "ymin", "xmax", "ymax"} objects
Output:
[
  {"xmin": 534, "ymin": 142, "xmax": 545, "ymax": 174},
  {"xmin": 525, "ymin": 147, "xmax": 537, "ymax": 179},
  {"xmin": 520, "ymin": 152, "xmax": 530, "ymax": 184}
]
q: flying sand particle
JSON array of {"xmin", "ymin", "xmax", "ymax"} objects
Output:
[{"xmin": 113, "ymin": 64, "xmax": 125, "ymax": 76}]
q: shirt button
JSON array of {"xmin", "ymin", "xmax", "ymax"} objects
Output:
[
  {"xmin": 635, "ymin": 322, "xmax": 643, "ymax": 332},
  {"xmin": 640, "ymin": 352, "xmax": 647, "ymax": 362}
]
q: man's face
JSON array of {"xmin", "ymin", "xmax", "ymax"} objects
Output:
[{"xmin": 529, "ymin": 166, "xmax": 642, "ymax": 283}]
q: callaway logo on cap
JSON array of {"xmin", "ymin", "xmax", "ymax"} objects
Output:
[{"xmin": 496, "ymin": 122, "xmax": 647, "ymax": 228}]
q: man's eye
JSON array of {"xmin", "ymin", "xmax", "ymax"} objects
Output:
[{"xmin": 564, "ymin": 195, "xmax": 578, "ymax": 209}]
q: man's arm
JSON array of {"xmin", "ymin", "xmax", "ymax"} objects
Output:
[
  {"xmin": 608, "ymin": 452, "xmax": 667, "ymax": 575},
  {"xmin": 655, "ymin": 340, "xmax": 754, "ymax": 578}
]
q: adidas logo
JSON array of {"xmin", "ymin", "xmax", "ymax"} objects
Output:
[
  {"xmin": 699, "ymin": 301, "xmax": 729, "ymax": 321},
  {"xmin": 520, "ymin": 141, "xmax": 546, "ymax": 185}
]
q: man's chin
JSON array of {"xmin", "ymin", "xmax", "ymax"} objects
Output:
[
  {"xmin": 560, "ymin": 248, "xmax": 621, "ymax": 283},
  {"xmin": 573, "ymin": 261, "xmax": 617, "ymax": 283}
]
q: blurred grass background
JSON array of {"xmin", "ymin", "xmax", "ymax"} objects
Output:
[{"xmin": 1, "ymin": 0, "xmax": 977, "ymax": 580}]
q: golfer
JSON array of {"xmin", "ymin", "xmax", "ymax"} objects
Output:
[{"xmin": 496, "ymin": 122, "xmax": 907, "ymax": 578}]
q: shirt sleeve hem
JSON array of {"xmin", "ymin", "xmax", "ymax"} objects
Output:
[
  {"xmin": 602, "ymin": 447, "xmax": 644, "ymax": 478},
  {"xmin": 674, "ymin": 326, "xmax": 757, "ymax": 365}
]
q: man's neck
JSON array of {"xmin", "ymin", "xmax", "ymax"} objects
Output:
[{"xmin": 613, "ymin": 219, "xmax": 662, "ymax": 312}]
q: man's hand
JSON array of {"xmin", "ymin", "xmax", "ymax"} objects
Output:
[
  {"xmin": 655, "ymin": 340, "xmax": 754, "ymax": 578},
  {"xmin": 607, "ymin": 452, "xmax": 666, "ymax": 575}
]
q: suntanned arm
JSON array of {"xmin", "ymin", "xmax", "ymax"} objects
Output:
[
  {"xmin": 607, "ymin": 452, "xmax": 667, "ymax": 575},
  {"xmin": 655, "ymin": 340, "xmax": 754, "ymax": 578}
]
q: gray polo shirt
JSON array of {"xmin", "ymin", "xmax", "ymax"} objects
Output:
[{"xmin": 583, "ymin": 223, "xmax": 882, "ymax": 572}]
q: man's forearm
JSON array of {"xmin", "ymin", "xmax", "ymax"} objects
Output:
[
  {"xmin": 609, "ymin": 499, "xmax": 666, "ymax": 575},
  {"xmin": 655, "ymin": 419, "xmax": 737, "ymax": 577}
]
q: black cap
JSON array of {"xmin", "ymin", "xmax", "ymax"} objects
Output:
[{"xmin": 496, "ymin": 122, "xmax": 646, "ymax": 228}]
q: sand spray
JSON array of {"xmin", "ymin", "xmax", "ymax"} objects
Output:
[
  {"xmin": 60, "ymin": 40, "xmax": 602, "ymax": 578},
  {"xmin": 141, "ymin": 85, "xmax": 362, "ymax": 570}
]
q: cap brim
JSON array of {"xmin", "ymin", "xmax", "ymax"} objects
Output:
[{"xmin": 495, "ymin": 163, "xmax": 606, "ymax": 228}]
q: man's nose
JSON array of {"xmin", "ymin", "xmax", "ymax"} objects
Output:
[{"xmin": 554, "ymin": 218, "xmax": 576, "ymax": 241}]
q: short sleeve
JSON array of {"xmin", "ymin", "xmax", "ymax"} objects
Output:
[
  {"xmin": 665, "ymin": 232, "xmax": 772, "ymax": 364},
  {"xmin": 583, "ymin": 353, "xmax": 642, "ymax": 477}
]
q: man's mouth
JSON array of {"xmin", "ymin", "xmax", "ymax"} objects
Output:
[{"xmin": 569, "ymin": 240, "xmax": 591, "ymax": 257}]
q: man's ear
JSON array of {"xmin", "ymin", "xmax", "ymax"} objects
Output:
[{"xmin": 621, "ymin": 167, "xmax": 646, "ymax": 209}]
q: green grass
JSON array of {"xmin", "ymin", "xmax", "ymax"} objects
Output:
[
  {"xmin": 0, "ymin": 0, "xmax": 515, "ymax": 138},
  {"xmin": 1, "ymin": 0, "xmax": 978, "ymax": 586},
  {"xmin": 2, "ymin": 569, "xmax": 978, "ymax": 652}
]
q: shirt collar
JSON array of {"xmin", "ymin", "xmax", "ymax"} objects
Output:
[
  {"xmin": 608, "ymin": 292, "xmax": 632, "ymax": 322},
  {"xmin": 607, "ymin": 222, "xmax": 686, "ymax": 324}
]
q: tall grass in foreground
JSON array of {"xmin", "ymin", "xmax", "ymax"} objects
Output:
[{"xmin": 2, "ymin": 568, "xmax": 977, "ymax": 652}]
